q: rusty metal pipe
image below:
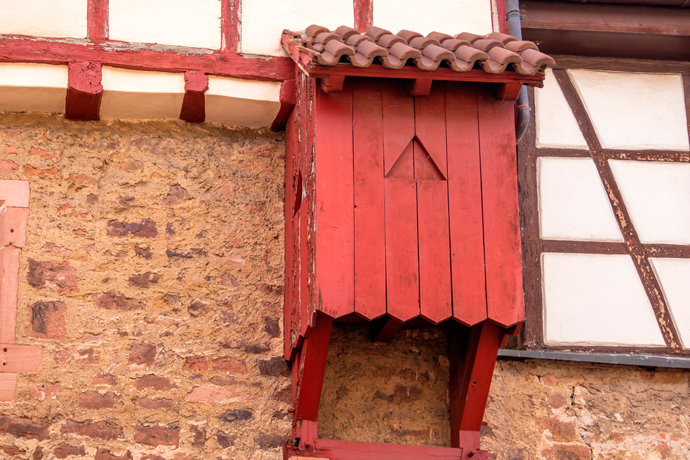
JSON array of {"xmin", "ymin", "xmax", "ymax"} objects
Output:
[{"xmin": 506, "ymin": 0, "xmax": 530, "ymax": 144}]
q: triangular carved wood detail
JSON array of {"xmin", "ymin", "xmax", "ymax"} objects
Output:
[{"xmin": 385, "ymin": 136, "xmax": 445, "ymax": 181}]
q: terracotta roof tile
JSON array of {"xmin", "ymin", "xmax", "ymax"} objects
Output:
[{"xmin": 286, "ymin": 25, "xmax": 555, "ymax": 75}]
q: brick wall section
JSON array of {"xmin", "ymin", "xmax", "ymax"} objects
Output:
[
  {"xmin": 0, "ymin": 114, "xmax": 289, "ymax": 460},
  {"xmin": 320, "ymin": 324, "xmax": 690, "ymax": 460}
]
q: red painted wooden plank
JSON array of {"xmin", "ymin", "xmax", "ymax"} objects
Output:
[
  {"xmin": 87, "ymin": 0, "xmax": 109, "ymax": 42},
  {"xmin": 445, "ymin": 83, "xmax": 487, "ymax": 326},
  {"xmin": 284, "ymin": 109, "xmax": 297, "ymax": 360},
  {"xmin": 180, "ymin": 71, "xmax": 208, "ymax": 123},
  {"xmin": 221, "ymin": 0, "xmax": 241, "ymax": 52},
  {"xmin": 0, "ymin": 38, "xmax": 294, "ymax": 82},
  {"xmin": 299, "ymin": 79, "xmax": 313, "ymax": 339},
  {"xmin": 382, "ymin": 82, "xmax": 415, "ymax": 177},
  {"xmin": 307, "ymin": 439, "xmax": 463, "ymax": 459},
  {"xmin": 477, "ymin": 88, "xmax": 524, "ymax": 327},
  {"xmin": 353, "ymin": 78, "xmax": 386, "ymax": 321},
  {"xmin": 354, "ymin": 0, "xmax": 373, "ymax": 32},
  {"xmin": 0, "ymin": 373, "xmax": 17, "ymax": 401},
  {"xmin": 1, "ymin": 344, "xmax": 43, "ymax": 373},
  {"xmin": 1, "ymin": 207, "xmax": 29, "ymax": 249},
  {"xmin": 414, "ymin": 87, "xmax": 448, "ymax": 178},
  {"xmin": 314, "ymin": 81, "xmax": 355, "ymax": 318},
  {"xmin": 65, "ymin": 62, "xmax": 103, "ymax": 121},
  {"xmin": 449, "ymin": 323, "xmax": 504, "ymax": 446},
  {"xmin": 0, "ymin": 247, "xmax": 20, "ymax": 344},
  {"xmin": 294, "ymin": 314, "xmax": 333, "ymax": 421}
]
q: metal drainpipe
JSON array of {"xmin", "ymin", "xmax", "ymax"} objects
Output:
[{"xmin": 506, "ymin": 0, "xmax": 530, "ymax": 144}]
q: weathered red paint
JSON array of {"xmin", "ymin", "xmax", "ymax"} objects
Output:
[
  {"xmin": 179, "ymin": 71, "xmax": 208, "ymax": 123},
  {"xmin": 354, "ymin": 0, "xmax": 374, "ymax": 32},
  {"xmin": 271, "ymin": 80, "xmax": 296, "ymax": 131},
  {"xmin": 221, "ymin": 0, "xmax": 241, "ymax": 52},
  {"xmin": 0, "ymin": 37, "xmax": 293, "ymax": 82},
  {"xmin": 87, "ymin": 0, "xmax": 108, "ymax": 42},
  {"xmin": 293, "ymin": 314, "xmax": 333, "ymax": 421},
  {"xmin": 65, "ymin": 61, "xmax": 103, "ymax": 121}
]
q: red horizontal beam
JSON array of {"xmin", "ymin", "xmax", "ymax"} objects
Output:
[
  {"xmin": 0, "ymin": 37, "xmax": 294, "ymax": 82},
  {"xmin": 285, "ymin": 439, "xmax": 466, "ymax": 459},
  {"xmin": 311, "ymin": 65, "xmax": 545, "ymax": 87}
]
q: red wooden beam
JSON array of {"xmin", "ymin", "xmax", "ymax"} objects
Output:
[
  {"xmin": 87, "ymin": 0, "xmax": 109, "ymax": 42},
  {"xmin": 179, "ymin": 71, "xmax": 208, "ymax": 123},
  {"xmin": 354, "ymin": 0, "xmax": 374, "ymax": 32},
  {"xmin": 65, "ymin": 62, "xmax": 103, "ymax": 121},
  {"xmin": 320, "ymin": 74, "xmax": 345, "ymax": 93},
  {"xmin": 495, "ymin": 82, "xmax": 522, "ymax": 101},
  {"xmin": 285, "ymin": 438, "xmax": 465, "ymax": 459},
  {"xmin": 271, "ymin": 80, "xmax": 296, "ymax": 131},
  {"xmin": 406, "ymin": 78, "xmax": 433, "ymax": 97},
  {"xmin": 0, "ymin": 37, "xmax": 294, "ymax": 82},
  {"xmin": 221, "ymin": 0, "xmax": 241, "ymax": 52},
  {"xmin": 293, "ymin": 313, "xmax": 333, "ymax": 422}
]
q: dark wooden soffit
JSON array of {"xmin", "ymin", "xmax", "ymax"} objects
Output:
[{"xmin": 521, "ymin": 1, "xmax": 690, "ymax": 61}]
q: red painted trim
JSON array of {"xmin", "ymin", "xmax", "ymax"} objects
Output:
[
  {"xmin": 180, "ymin": 71, "xmax": 208, "ymax": 123},
  {"xmin": 87, "ymin": 0, "xmax": 109, "ymax": 42},
  {"xmin": 354, "ymin": 0, "xmax": 373, "ymax": 32},
  {"xmin": 65, "ymin": 62, "xmax": 103, "ymax": 121},
  {"xmin": 495, "ymin": 0, "xmax": 508, "ymax": 34},
  {"xmin": 0, "ymin": 37, "xmax": 294, "ymax": 82},
  {"xmin": 221, "ymin": 0, "xmax": 241, "ymax": 52},
  {"xmin": 271, "ymin": 79, "xmax": 296, "ymax": 131},
  {"xmin": 285, "ymin": 438, "xmax": 467, "ymax": 459}
]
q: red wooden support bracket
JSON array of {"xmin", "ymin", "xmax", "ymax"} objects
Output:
[
  {"xmin": 296, "ymin": 420, "xmax": 318, "ymax": 451},
  {"xmin": 87, "ymin": 0, "xmax": 109, "ymax": 42},
  {"xmin": 449, "ymin": 322, "xmax": 505, "ymax": 456},
  {"xmin": 407, "ymin": 78, "xmax": 433, "ymax": 97},
  {"xmin": 370, "ymin": 316, "xmax": 404, "ymax": 342},
  {"xmin": 321, "ymin": 75, "xmax": 346, "ymax": 93},
  {"xmin": 180, "ymin": 71, "xmax": 209, "ymax": 123},
  {"xmin": 293, "ymin": 313, "xmax": 333, "ymax": 422},
  {"xmin": 271, "ymin": 80, "xmax": 296, "ymax": 131},
  {"xmin": 495, "ymin": 82, "xmax": 523, "ymax": 101},
  {"xmin": 65, "ymin": 62, "xmax": 103, "ymax": 121}
]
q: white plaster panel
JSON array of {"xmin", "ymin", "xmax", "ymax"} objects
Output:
[
  {"xmin": 0, "ymin": 0, "xmax": 87, "ymax": 39},
  {"xmin": 543, "ymin": 253, "xmax": 665, "ymax": 347},
  {"xmin": 109, "ymin": 0, "xmax": 221, "ymax": 49},
  {"xmin": 609, "ymin": 160, "xmax": 690, "ymax": 245},
  {"xmin": 242, "ymin": 0, "xmax": 354, "ymax": 56},
  {"xmin": 538, "ymin": 157, "xmax": 622, "ymax": 242},
  {"xmin": 569, "ymin": 70, "xmax": 689, "ymax": 151},
  {"xmin": 535, "ymin": 69, "xmax": 588, "ymax": 150},
  {"xmin": 650, "ymin": 258, "xmax": 690, "ymax": 349},
  {"xmin": 205, "ymin": 76, "xmax": 281, "ymax": 128},
  {"xmin": 0, "ymin": 63, "xmax": 67, "ymax": 113},
  {"xmin": 374, "ymin": 0, "xmax": 492, "ymax": 38},
  {"xmin": 100, "ymin": 67, "xmax": 185, "ymax": 119}
]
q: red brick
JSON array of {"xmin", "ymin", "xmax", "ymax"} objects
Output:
[
  {"xmin": 91, "ymin": 373, "xmax": 117, "ymax": 387},
  {"xmin": 24, "ymin": 165, "xmax": 58, "ymax": 178},
  {"xmin": 78, "ymin": 392, "xmax": 118, "ymax": 409},
  {"xmin": 263, "ymin": 316, "xmax": 280, "ymax": 337},
  {"xmin": 187, "ymin": 302, "xmax": 209, "ymax": 317},
  {"xmin": 95, "ymin": 448, "xmax": 132, "ymax": 460},
  {"xmin": 27, "ymin": 260, "xmax": 79, "ymax": 293},
  {"xmin": 107, "ymin": 219, "xmax": 158, "ymax": 237},
  {"xmin": 29, "ymin": 384, "xmax": 59, "ymax": 400},
  {"xmin": 129, "ymin": 342, "xmax": 157, "ymax": 366},
  {"xmin": 0, "ymin": 445, "xmax": 26, "ymax": 455},
  {"xmin": 135, "ymin": 397, "xmax": 175, "ymax": 409},
  {"xmin": 69, "ymin": 173, "xmax": 96, "ymax": 185},
  {"xmin": 133, "ymin": 375, "xmax": 174, "ymax": 391},
  {"xmin": 541, "ymin": 444, "xmax": 591, "ymax": 460},
  {"xmin": 0, "ymin": 417, "xmax": 50, "ymax": 440},
  {"xmin": 183, "ymin": 357, "xmax": 245, "ymax": 374},
  {"xmin": 53, "ymin": 443, "xmax": 85, "ymax": 459},
  {"xmin": 4, "ymin": 146, "xmax": 17, "ymax": 155},
  {"xmin": 548, "ymin": 392, "xmax": 569, "ymax": 409},
  {"xmin": 190, "ymin": 425, "xmax": 206, "ymax": 448},
  {"xmin": 217, "ymin": 432, "xmax": 233, "ymax": 448},
  {"xmin": 61, "ymin": 420, "xmax": 122, "ymax": 440},
  {"xmin": 163, "ymin": 186, "xmax": 190, "ymax": 206},
  {"xmin": 0, "ymin": 160, "xmax": 18, "ymax": 173},
  {"xmin": 33, "ymin": 446, "xmax": 43, "ymax": 460},
  {"xmin": 256, "ymin": 433, "xmax": 284, "ymax": 449},
  {"xmin": 30, "ymin": 147, "xmax": 60, "ymax": 159},
  {"xmin": 134, "ymin": 424, "xmax": 181, "ymax": 447},
  {"xmin": 185, "ymin": 386, "xmax": 235, "ymax": 403},
  {"xmin": 120, "ymin": 159, "xmax": 144, "ymax": 171},
  {"xmin": 537, "ymin": 417, "xmax": 579, "ymax": 442},
  {"xmin": 25, "ymin": 301, "xmax": 66, "ymax": 342},
  {"xmin": 128, "ymin": 272, "xmax": 161, "ymax": 288},
  {"xmin": 258, "ymin": 357, "xmax": 289, "ymax": 377},
  {"xmin": 95, "ymin": 291, "xmax": 141, "ymax": 311},
  {"xmin": 219, "ymin": 409, "xmax": 252, "ymax": 423}
]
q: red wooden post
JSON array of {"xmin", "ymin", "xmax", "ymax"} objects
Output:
[
  {"xmin": 65, "ymin": 62, "xmax": 103, "ymax": 121},
  {"xmin": 179, "ymin": 71, "xmax": 208, "ymax": 123},
  {"xmin": 87, "ymin": 0, "xmax": 108, "ymax": 42}
]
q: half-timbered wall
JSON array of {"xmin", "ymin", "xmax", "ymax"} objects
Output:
[{"xmin": 522, "ymin": 60, "xmax": 690, "ymax": 354}]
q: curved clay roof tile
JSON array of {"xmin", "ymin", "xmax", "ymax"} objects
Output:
[
  {"xmin": 454, "ymin": 32, "xmax": 483, "ymax": 43},
  {"xmin": 505, "ymin": 40, "xmax": 538, "ymax": 53},
  {"xmin": 487, "ymin": 46, "xmax": 522, "ymax": 66},
  {"xmin": 422, "ymin": 44, "xmax": 456, "ymax": 62},
  {"xmin": 388, "ymin": 42, "xmax": 423, "ymax": 61},
  {"xmin": 486, "ymin": 32, "xmax": 517, "ymax": 44},
  {"xmin": 408, "ymin": 36, "xmax": 442, "ymax": 50},
  {"xmin": 377, "ymin": 33, "xmax": 407, "ymax": 48},
  {"xmin": 519, "ymin": 48, "xmax": 556, "ymax": 69},
  {"xmin": 314, "ymin": 32, "xmax": 343, "ymax": 45},
  {"xmin": 440, "ymin": 38, "xmax": 472, "ymax": 52},
  {"xmin": 426, "ymin": 31, "xmax": 454, "ymax": 43},
  {"xmin": 316, "ymin": 40, "xmax": 355, "ymax": 65},
  {"xmin": 472, "ymin": 39, "xmax": 505, "ymax": 52},
  {"xmin": 346, "ymin": 34, "xmax": 374, "ymax": 46},
  {"xmin": 454, "ymin": 46, "xmax": 489, "ymax": 64},
  {"xmin": 366, "ymin": 26, "xmax": 393, "ymax": 41},
  {"xmin": 397, "ymin": 29, "xmax": 424, "ymax": 43},
  {"xmin": 306, "ymin": 25, "xmax": 330, "ymax": 37},
  {"xmin": 355, "ymin": 40, "xmax": 389, "ymax": 60},
  {"xmin": 335, "ymin": 25, "xmax": 360, "ymax": 40},
  {"xmin": 416, "ymin": 55, "xmax": 442, "ymax": 71}
]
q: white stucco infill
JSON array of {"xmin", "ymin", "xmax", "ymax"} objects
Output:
[
  {"xmin": 649, "ymin": 258, "xmax": 690, "ymax": 349},
  {"xmin": 205, "ymin": 76, "xmax": 281, "ymax": 128},
  {"xmin": 543, "ymin": 252, "xmax": 665, "ymax": 347},
  {"xmin": 374, "ymin": 0, "xmax": 492, "ymax": 38},
  {"xmin": 109, "ymin": 0, "xmax": 222, "ymax": 49},
  {"xmin": 569, "ymin": 69, "xmax": 689, "ymax": 151},
  {"xmin": 535, "ymin": 69, "xmax": 588, "ymax": 150},
  {"xmin": 100, "ymin": 67, "xmax": 186, "ymax": 120},
  {"xmin": 538, "ymin": 157, "xmax": 623, "ymax": 242},
  {"xmin": 0, "ymin": 0, "xmax": 87, "ymax": 39},
  {"xmin": 610, "ymin": 160, "xmax": 690, "ymax": 245},
  {"xmin": 0, "ymin": 63, "xmax": 68, "ymax": 114},
  {"xmin": 241, "ymin": 0, "xmax": 354, "ymax": 56}
]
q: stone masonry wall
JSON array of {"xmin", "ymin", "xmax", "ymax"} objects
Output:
[
  {"xmin": 1, "ymin": 113, "xmax": 688, "ymax": 460},
  {"xmin": 0, "ymin": 114, "xmax": 290, "ymax": 460}
]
